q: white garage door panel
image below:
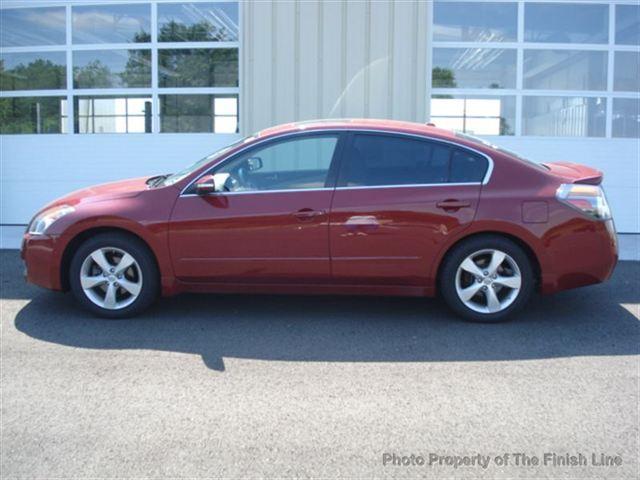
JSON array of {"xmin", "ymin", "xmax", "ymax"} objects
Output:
[
  {"xmin": 486, "ymin": 136, "xmax": 640, "ymax": 233},
  {"xmin": 0, "ymin": 134, "xmax": 241, "ymax": 225},
  {"xmin": 2, "ymin": 134, "xmax": 637, "ymax": 233}
]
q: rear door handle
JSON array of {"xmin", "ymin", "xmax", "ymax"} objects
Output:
[
  {"xmin": 293, "ymin": 208, "xmax": 326, "ymax": 221},
  {"xmin": 436, "ymin": 199, "xmax": 471, "ymax": 211}
]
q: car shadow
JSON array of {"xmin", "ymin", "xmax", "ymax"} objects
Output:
[{"xmin": 5, "ymin": 250, "xmax": 639, "ymax": 371}]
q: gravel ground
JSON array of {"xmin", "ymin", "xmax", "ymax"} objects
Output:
[{"xmin": 1, "ymin": 250, "xmax": 638, "ymax": 479}]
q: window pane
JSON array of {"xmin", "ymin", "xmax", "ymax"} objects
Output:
[
  {"xmin": 158, "ymin": 49, "xmax": 238, "ymax": 87},
  {"xmin": 160, "ymin": 94, "xmax": 239, "ymax": 133},
  {"xmin": 616, "ymin": 5, "xmax": 640, "ymax": 45},
  {"xmin": 524, "ymin": 3, "xmax": 608, "ymax": 44},
  {"xmin": 127, "ymin": 97, "xmax": 150, "ymax": 115},
  {"xmin": 612, "ymin": 99, "xmax": 640, "ymax": 139},
  {"xmin": 523, "ymin": 50, "xmax": 607, "ymax": 91},
  {"xmin": 433, "ymin": 2, "xmax": 517, "ymax": 42},
  {"xmin": 522, "ymin": 96, "xmax": 606, "ymax": 137},
  {"xmin": 0, "ymin": 52, "xmax": 66, "ymax": 91},
  {"xmin": 0, "ymin": 7, "xmax": 66, "ymax": 47},
  {"xmin": 75, "ymin": 96, "xmax": 152, "ymax": 134},
  {"xmin": 450, "ymin": 149, "xmax": 488, "ymax": 183},
  {"xmin": 214, "ymin": 97, "xmax": 237, "ymax": 116},
  {"xmin": 339, "ymin": 134, "xmax": 464, "ymax": 186},
  {"xmin": 158, "ymin": 2, "xmax": 239, "ymax": 42},
  {"xmin": 73, "ymin": 50, "xmax": 151, "ymax": 88},
  {"xmin": 0, "ymin": 97, "xmax": 66, "ymax": 134},
  {"xmin": 72, "ymin": 4, "xmax": 151, "ymax": 44},
  {"xmin": 217, "ymin": 136, "xmax": 338, "ymax": 192},
  {"xmin": 160, "ymin": 95, "xmax": 212, "ymax": 133},
  {"xmin": 127, "ymin": 116, "xmax": 147, "ymax": 133},
  {"xmin": 431, "ymin": 95, "xmax": 516, "ymax": 136},
  {"xmin": 433, "ymin": 48, "xmax": 516, "ymax": 89},
  {"xmin": 614, "ymin": 52, "xmax": 640, "ymax": 93}
]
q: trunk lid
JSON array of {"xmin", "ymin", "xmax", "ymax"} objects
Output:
[{"xmin": 543, "ymin": 161, "xmax": 603, "ymax": 185}]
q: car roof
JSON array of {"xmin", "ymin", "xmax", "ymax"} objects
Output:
[{"xmin": 256, "ymin": 118, "xmax": 461, "ymax": 143}]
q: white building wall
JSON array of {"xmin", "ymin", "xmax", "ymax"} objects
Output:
[
  {"xmin": 240, "ymin": 0, "xmax": 429, "ymax": 133},
  {"xmin": 0, "ymin": 133, "xmax": 239, "ymax": 247},
  {"xmin": 1, "ymin": 0, "xmax": 242, "ymax": 247},
  {"xmin": 487, "ymin": 136, "xmax": 640, "ymax": 233},
  {"xmin": 0, "ymin": 0, "xmax": 638, "ymax": 249},
  {"xmin": 240, "ymin": 0, "xmax": 639, "ymax": 234}
]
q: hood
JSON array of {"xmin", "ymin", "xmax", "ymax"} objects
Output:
[
  {"xmin": 44, "ymin": 176, "xmax": 151, "ymax": 210},
  {"xmin": 542, "ymin": 161, "xmax": 603, "ymax": 185}
]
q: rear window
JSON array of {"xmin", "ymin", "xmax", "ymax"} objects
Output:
[
  {"xmin": 450, "ymin": 149, "xmax": 488, "ymax": 183},
  {"xmin": 338, "ymin": 133, "xmax": 488, "ymax": 187}
]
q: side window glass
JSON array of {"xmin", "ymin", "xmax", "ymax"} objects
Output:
[
  {"xmin": 339, "ymin": 134, "xmax": 452, "ymax": 187},
  {"xmin": 450, "ymin": 149, "xmax": 488, "ymax": 183},
  {"xmin": 215, "ymin": 135, "xmax": 338, "ymax": 192}
]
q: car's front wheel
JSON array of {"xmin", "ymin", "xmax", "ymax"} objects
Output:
[
  {"xmin": 439, "ymin": 235, "xmax": 535, "ymax": 322},
  {"xmin": 69, "ymin": 233, "xmax": 159, "ymax": 318}
]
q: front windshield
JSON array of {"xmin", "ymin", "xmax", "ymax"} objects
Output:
[
  {"xmin": 454, "ymin": 132, "xmax": 548, "ymax": 171},
  {"xmin": 158, "ymin": 135, "xmax": 256, "ymax": 187}
]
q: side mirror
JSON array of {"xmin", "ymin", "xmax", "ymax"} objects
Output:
[
  {"xmin": 194, "ymin": 173, "xmax": 231, "ymax": 195},
  {"xmin": 246, "ymin": 157, "xmax": 263, "ymax": 172},
  {"xmin": 194, "ymin": 174, "xmax": 216, "ymax": 194}
]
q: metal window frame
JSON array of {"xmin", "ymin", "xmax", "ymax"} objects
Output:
[
  {"xmin": 0, "ymin": 0, "xmax": 241, "ymax": 135},
  {"xmin": 179, "ymin": 128, "xmax": 496, "ymax": 197},
  {"xmin": 428, "ymin": 0, "xmax": 640, "ymax": 139}
]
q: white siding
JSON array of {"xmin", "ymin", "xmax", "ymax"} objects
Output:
[
  {"xmin": 0, "ymin": 133, "xmax": 239, "ymax": 225},
  {"xmin": 240, "ymin": 0, "xmax": 430, "ymax": 133},
  {"xmin": 486, "ymin": 136, "xmax": 640, "ymax": 234},
  {"xmin": 240, "ymin": 0, "xmax": 638, "ymax": 234},
  {"xmin": 0, "ymin": 0, "xmax": 638, "ymax": 249}
]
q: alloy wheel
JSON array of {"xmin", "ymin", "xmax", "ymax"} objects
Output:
[
  {"xmin": 454, "ymin": 248, "xmax": 522, "ymax": 314},
  {"xmin": 79, "ymin": 247, "xmax": 143, "ymax": 310}
]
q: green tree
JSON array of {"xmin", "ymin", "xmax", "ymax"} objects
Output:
[
  {"xmin": 133, "ymin": 30, "xmax": 151, "ymax": 43},
  {"xmin": 73, "ymin": 60, "xmax": 113, "ymax": 88},
  {"xmin": 120, "ymin": 50, "xmax": 152, "ymax": 88},
  {"xmin": 0, "ymin": 97, "xmax": 64, "ymax": 134},
  {"xmin": 158, "ymin": 20, "xmax": 232, "ymax": 42},
  {"xmin": 159, "ymin": 49, "xmax": 238, "ymax": 88},
  {"xmin": 432, "ymin": 67, "xmax": 457, "ymax": 88},
  {"xmin": 500, "ymin": 117, "xmax": 514, "ymax": 135},
  {"xmin": 0, "ymin": 58, "xmax": 65, "ymax": 91}
]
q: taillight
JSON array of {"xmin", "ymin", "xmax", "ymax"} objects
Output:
[{"xmin": 556, "ymin": 184, "xmax": 612, "ymax": 220}]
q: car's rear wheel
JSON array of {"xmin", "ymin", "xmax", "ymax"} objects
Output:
[
  {"xmin": 439, "ymin": 235, "xmax": 534, "ymax": 322},
  {"xmin": 69, "ymin": 233, "xmax": 159, "ymax": 318}
]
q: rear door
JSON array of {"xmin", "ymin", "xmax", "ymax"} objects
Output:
[{"xmin": 329, "ymin": 132, "xmax": 488, "ymax": 286}]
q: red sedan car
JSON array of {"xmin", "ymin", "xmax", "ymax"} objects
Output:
[{"xmin": 21, "ymin": 119, "xmax": 617, "ymax": 322}]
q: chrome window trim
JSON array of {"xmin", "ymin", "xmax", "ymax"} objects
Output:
[
  {"xmin": 336, "ymin": 182, "xmax": 482, "ymax": 191},
  {"xmin": 179, "ymin": 128, "xmax": 495, "ymax": 196},
  {"xmin": 181, "ymin": 187, "xmax": 333, "ymax": 197},
  {"xmin": 181, "ymin": 182, "xmax": 484, "ymax": 197}
]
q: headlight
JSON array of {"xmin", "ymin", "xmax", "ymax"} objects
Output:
[
  {"xmin": 28, "ymin": 205, "xmax": 75, "ymax": 235},
  {"xmin": 556, "ymin": 184, "xmax": 612, "ymax": 220}
]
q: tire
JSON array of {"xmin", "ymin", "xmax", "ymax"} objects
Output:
[
  {"xmin": 69, "ymin": 232, "xmax": 159, "ymax": 319},
  {"xmin": 439, "ymin": 235, "xmax": 534, "ymax": 323}
]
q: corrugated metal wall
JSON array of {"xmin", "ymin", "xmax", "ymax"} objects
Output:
[{"xmin": 241, "ymin": 0, "xmax": 429, "ymax": 134}]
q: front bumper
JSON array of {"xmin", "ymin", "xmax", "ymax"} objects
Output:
[{"xmin": 21, "ymin": 233, "xmax": 63, "ymax": 291}]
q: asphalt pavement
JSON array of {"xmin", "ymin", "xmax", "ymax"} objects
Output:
[{"xmin": 1, "ymin": 250, "xmax": 638, "ymax": 479}]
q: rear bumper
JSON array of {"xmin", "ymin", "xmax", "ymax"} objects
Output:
[
  {"xmin": 541, "ymin": 218, "xmax": 618, "ymax": 294},
  {"xmin": 21, "ymin": 233, "xmax": 63, "ymax": 291}
]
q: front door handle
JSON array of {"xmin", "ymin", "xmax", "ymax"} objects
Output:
[
  {"xmin": 436, "ymin": 199, "xmax": 471, "ymax": 211},
  {"xmin": 293, "ymin": 208, "xmax": 326, "ymax": 221}
]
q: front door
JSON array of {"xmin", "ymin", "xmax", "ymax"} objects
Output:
[
  {"xmin": 329, "ymin": 132, "xmax": 487, "ymax": 286},
  {"xmin": 169, "ymin": 133, "xmax": 343, "ymax": 284}
]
